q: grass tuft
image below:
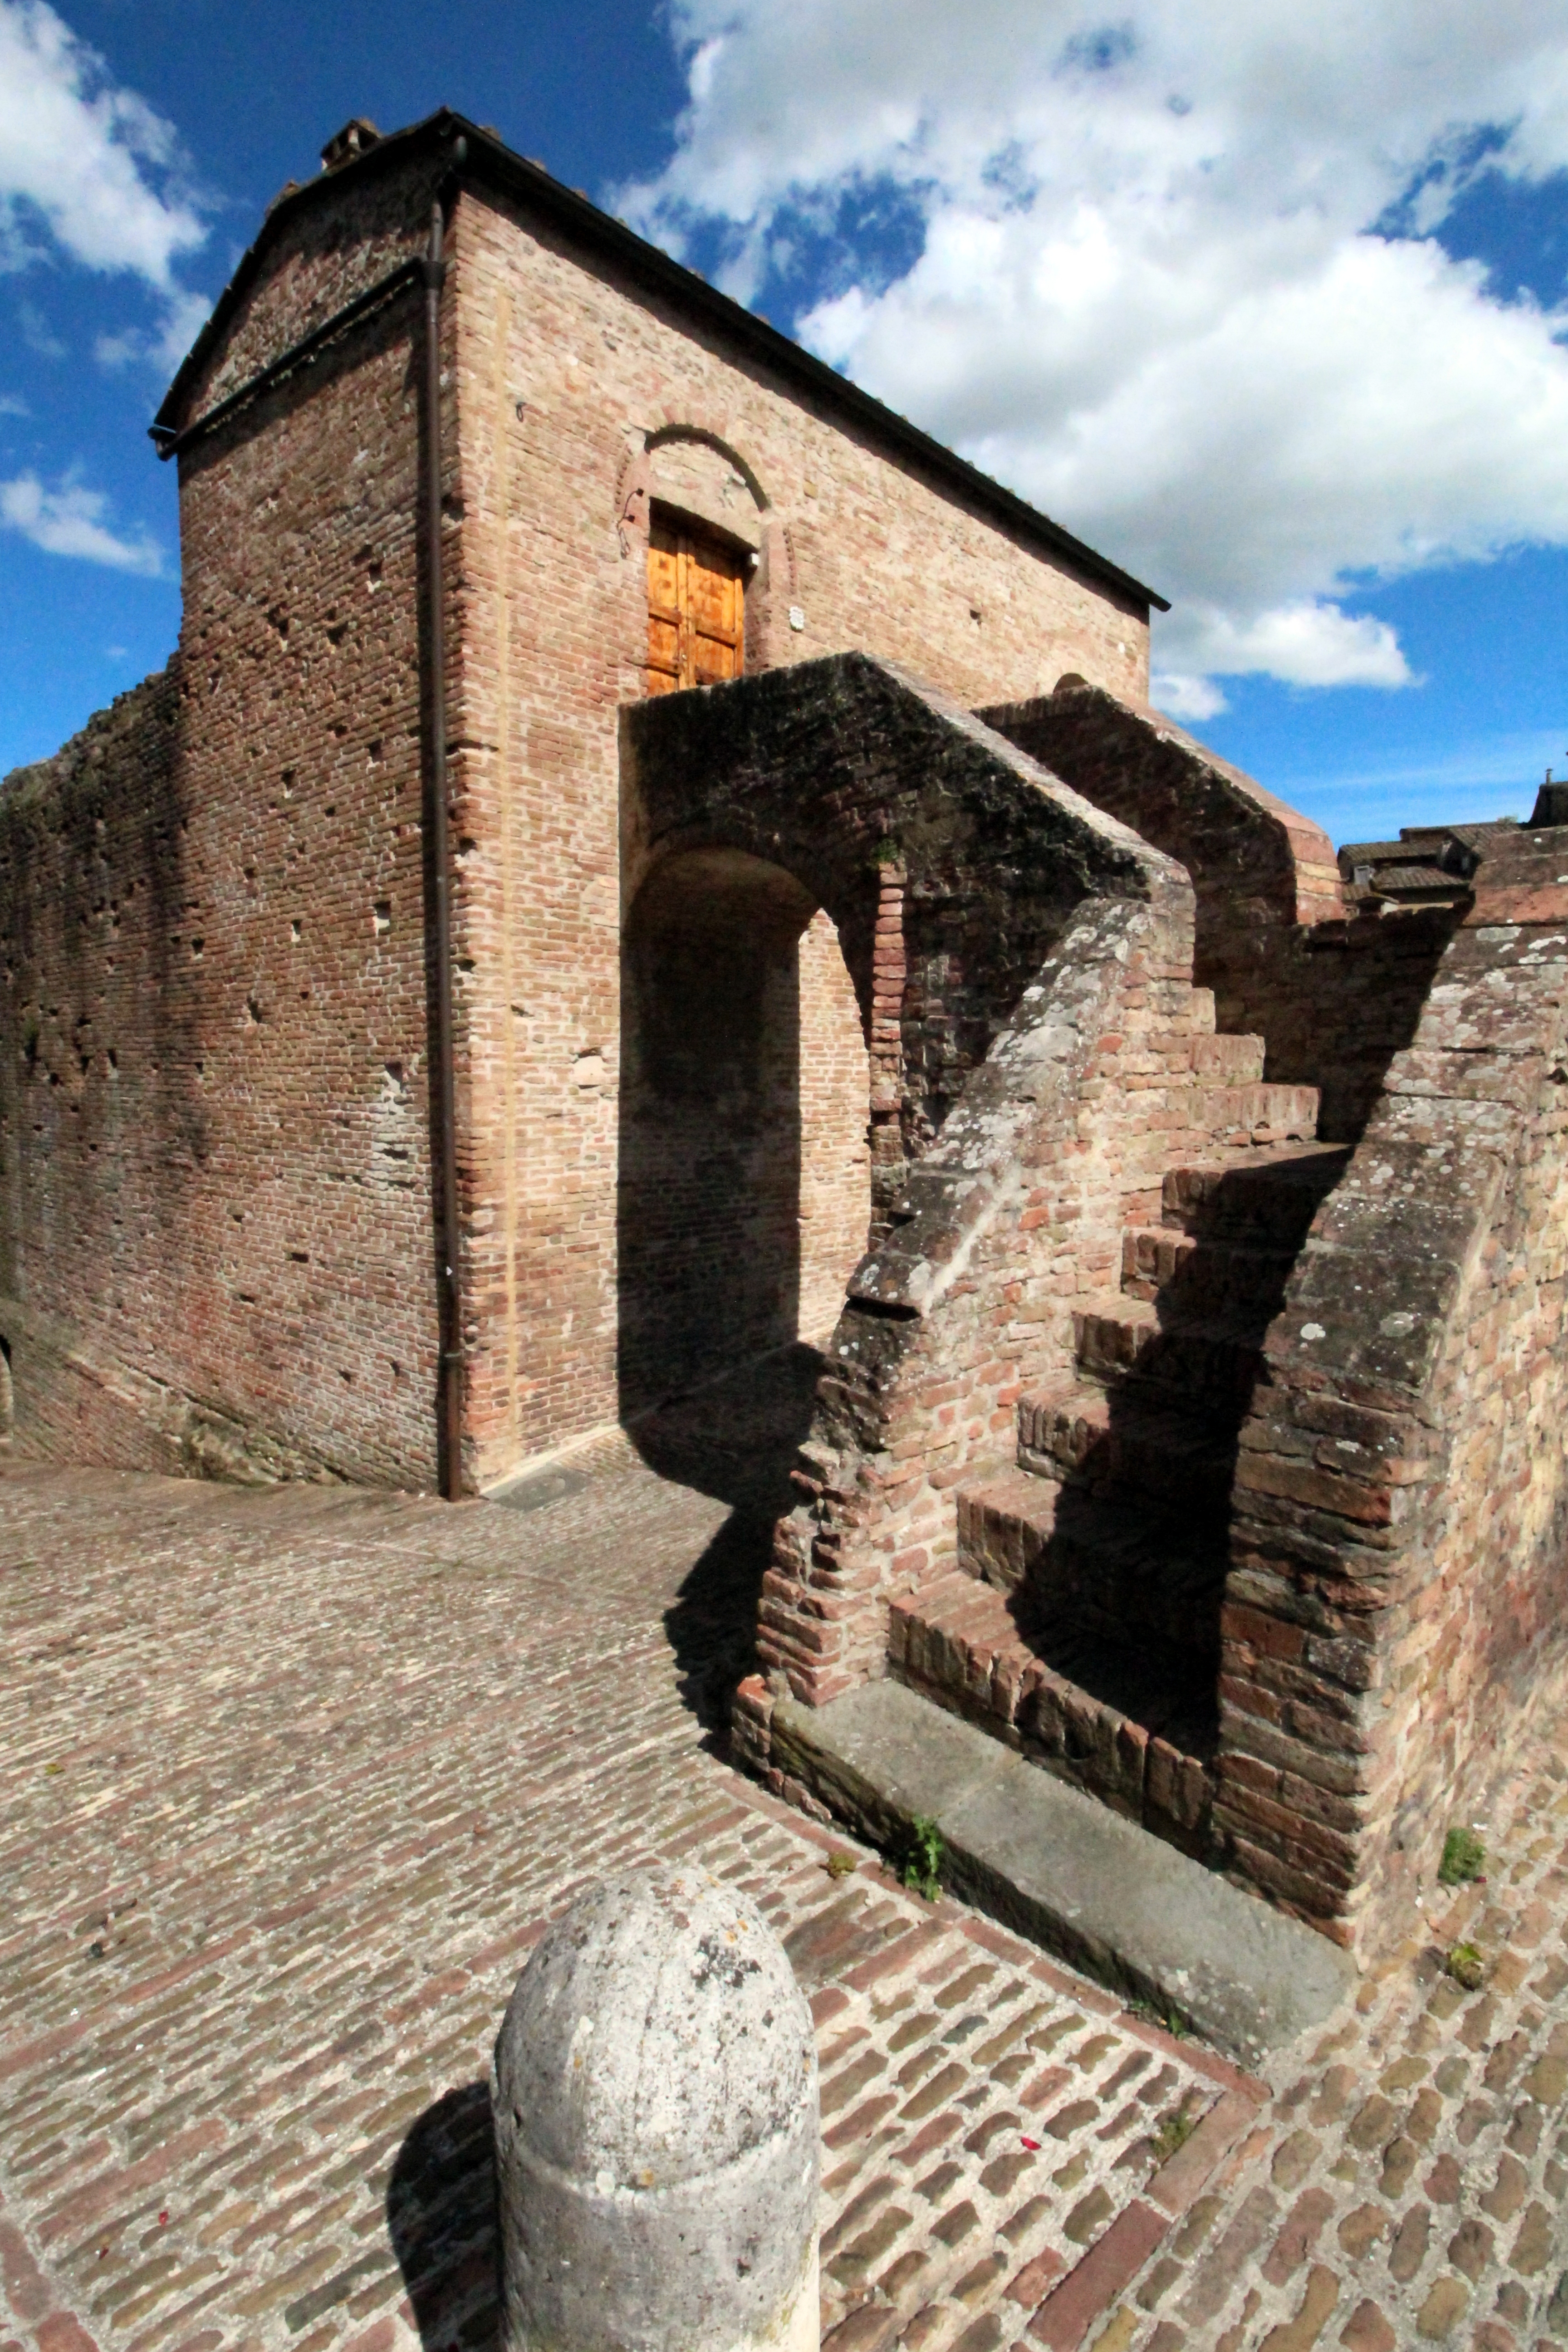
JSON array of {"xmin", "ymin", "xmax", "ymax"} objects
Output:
[
  {"xmin": 1148, "ymin": 2105, "xmax": 1200, "ymax": 2164},
  {"xmin": 1446, "ymin": 1940, "xmax": 1486, "ymax": 1991},
  {"xmin": 1439, "ymin": 1826, "xmax": 1485, "ymax": 1886},
  {"xmin": 901, "ymin": 1814, "xmax": 945, "ymax": 1901}
]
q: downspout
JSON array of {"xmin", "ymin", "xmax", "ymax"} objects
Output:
[{"xmin": 421, "ymin": 169, "xmax": 465, "ymax": 1498}]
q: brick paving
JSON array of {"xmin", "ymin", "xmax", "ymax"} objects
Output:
[
  {"xmin": 1101, "ymin": 1735, "xmax": 1568, "ymax": 2352},
  {"xmin": 2, "ymin": 1385, "xmax": 1568, "ymax": 2352}
]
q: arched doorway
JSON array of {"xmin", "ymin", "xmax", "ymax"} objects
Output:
[{"xmin": 617, "ymin": 847, "xmax": 871, "ymax": 1417}]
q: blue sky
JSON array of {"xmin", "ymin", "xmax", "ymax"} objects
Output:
[{"xmin": 3, "ymin": 0, "xmax": 1568, "ymax": 849}]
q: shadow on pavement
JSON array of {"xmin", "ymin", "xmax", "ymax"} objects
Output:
[
  {"xmin": 664, "ymin": 1510, "xmax": 774, "ymax": 1740},
  {"xmin": 637, "ymin": 1342, "xmax": 823, "ymax": 1743},
  {"xmin": 387, "ymin": 2079, "xmax": 498, "ymax": 2352},
  {"xmin": 625, "ymin": 1340, "xmax": 822, "ymax": 1516}
]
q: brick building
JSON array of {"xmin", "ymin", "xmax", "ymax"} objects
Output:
[{"xmin": 3, "ymin": 109, "xmax": 1567, "ymax": 1960}]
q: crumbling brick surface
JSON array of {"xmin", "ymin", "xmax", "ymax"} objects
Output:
[
  {"xmin": 623, "ymin": 655, "xmax": 1207, "ymax": 1703},
  {"xmin": 983, "ymin": 684, "xmax": 1473, "ymax": 1149},
  {"xmin": 1218, "ymin": 831, "xmax": 1568, "ymax": 1953}
]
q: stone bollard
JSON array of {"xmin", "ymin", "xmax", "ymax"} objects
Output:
[{"xmin": 491, "ymin": 1867, "xmax": 820, "ymax": 2352}]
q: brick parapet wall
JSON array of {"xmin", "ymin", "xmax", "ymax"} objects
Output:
[
  {"xmin": 620, "ymin": 654, "xmax": 1251, "ymax": 1710},
  {"xmin": 1216, "ymin": 842, "xmax": 1568, "ymax": 1954},
  {"xmin": 766, "ymin": 879, "xmax": 1220, "ymax": 1705},
  {"xmin": 978, "ymin": 687, "xmax": 1457, "ymax": 1141}
]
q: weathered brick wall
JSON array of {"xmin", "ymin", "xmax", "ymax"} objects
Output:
[
  {"xmin": 986, "ymin": 683, "xmax": 1459, "ymax": 1146},
  {"xmin": 445, "ymin": 181, "xmax": 1152, "ymax": 1483},
  {"xmin": 983, "ymin": 686, "xmax": 1421, "ymax": 1133},
  {"xmin": 619, "ymin": 653, "xmax": 1226, "ymax": 1706},
  {"xmin": 0, "ymin": 249, "xmax": 441, "ymax": 1484},
  {"xmin": 2, "ymin": 135, "xmax": 1158, "ymax": 1491},
  {"xmin": 1218, "ymin": 832, "xmax": 1568, "ymax": 1954},
  {"xmin": 769, "ymin": 879, "xmax": 1216, "ymax": 1706}
]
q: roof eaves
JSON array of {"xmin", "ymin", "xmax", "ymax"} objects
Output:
[{"xmin": 153, "ymin": 108, "xmax": 1168, "ymax": 616}]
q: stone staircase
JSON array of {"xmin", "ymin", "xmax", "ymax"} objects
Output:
[{"xmin": 887, "ymin": 1017, "xmax": 1348, "ymax": 1860}]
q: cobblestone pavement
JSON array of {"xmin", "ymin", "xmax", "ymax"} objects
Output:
[
  {"xmin": 1, "ymin": 1368, "xmax": 1567, "ymax": 2352},
  {"xmin": 1097, "ymin": 1731, "xmax": 1568, "ymax": 2352}
]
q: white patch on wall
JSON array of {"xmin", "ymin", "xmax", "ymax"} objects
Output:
[{"xmin": 372, "ymin": 1061, "xmax": 415, "ymax": 1190}]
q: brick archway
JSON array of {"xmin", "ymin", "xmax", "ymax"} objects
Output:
[{"xmin": 616, "ymin": 846, "xmax": 870, "ymax": 1414}]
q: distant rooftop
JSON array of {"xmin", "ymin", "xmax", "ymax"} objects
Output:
[{"xmin": 1338, "ymin": 778, "xmax": 1568, "ymax": 908}]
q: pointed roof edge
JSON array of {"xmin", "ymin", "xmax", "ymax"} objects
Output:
[{"xmin": 152, "ymin": 108, "xmax": 1168, "ymax": 616}]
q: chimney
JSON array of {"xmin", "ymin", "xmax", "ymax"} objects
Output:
[
  {"xmin": 1527, "ymin": 769, "xmax": 1568, "ymax": 829},
  {"xmin": 321, "ymin": 118, "xmax": 382, "ymax": 172}
]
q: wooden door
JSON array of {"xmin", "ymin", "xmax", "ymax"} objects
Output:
[{"xmin": 647, "ymin": 514, "xmax": 745, "ymax": 694}]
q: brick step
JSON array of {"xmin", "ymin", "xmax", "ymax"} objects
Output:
[
  {"xmin": 1186, "ymin": 1079, "xmax": 1319, "ymax": 1147},
  {"xmin": 1071, "ymin": 1292, "xmax": 1262, "ymax": 1403},
  {"xmin": 958, "ymin": 1465, "xmax": 1226, "ymax": 1658},
  {"xmin": 1144, "ymin": 1028, "xmax": 1266, "ymax": 1084},
  {"xmin": 1016, "ymin": 1380, "xmax": 1236, "ymax": 1512},
  {"xmin": 1192, "ymin": 1029, "xmax": 1267, "ymax": 1084},
  {"xmin": 1161, "ymin": 1141, "xmax": 1352, "ymax": 1244},
  {"xmin": 1120, "ymin": 1226, "xmax": 1296, "ymax": 1317},
  {"xmin": 888, "ymin": 1554, "xmax": 1216, "ymax": 1854}
]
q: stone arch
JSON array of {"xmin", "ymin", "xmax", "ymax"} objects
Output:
[
  {"xmin": 617, "ymin": 426, "xmax": 795, "ymax": 674},
  {"xmin": 646, "ymin": 424, "xmax": 771, "ymax": 529},
  {"xmin": 616, "ymin": 845, "xmax": 871, "ymax": 1414}
]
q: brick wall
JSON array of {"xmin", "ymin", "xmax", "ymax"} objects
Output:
[
  {"xmin": 988, "ymin": 683, "xmax": 1462, "ymax": 1148},
  {"xmin": 621, "ymin": 655, "xmax": 1206, "ymax": 1703},
  {"xmin": 1217, "ymin": 832, "xmax": 1568, "ymax": 1955},
  {"xmin": 444, "ymin": 176, "xmax": 1153, "ymax": 1483},
  {"xmin": 0, "ymin": 238, "xmax": 441, "ymax": 1484},
  {"xmin": 3, "ymin": 134, "xmax": 1153, "ymax": 1489}
]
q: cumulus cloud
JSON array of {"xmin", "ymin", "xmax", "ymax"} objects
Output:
[
  {"xmin": 622, "ymin": 0, "xmax": 1568, "ymax": 706},
  {"xmin": 0, "ymin": 469, "xmax": 162, "ymax": 572},
  {"xmin": 0, "ymin": 0, "xmax": 207, "ymax": 361},
  {"xmin": 0, "ymin": 0, "xmax": 204, "ymax": 279}
]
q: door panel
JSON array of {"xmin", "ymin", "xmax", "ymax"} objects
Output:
[{"xmin": 647, "ymin": 514, "xmax": 745, "ymax": 693}]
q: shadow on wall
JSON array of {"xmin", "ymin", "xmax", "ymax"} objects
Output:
[
  {"xmin": 617, "ymin": 848, "xmax": 809, "ymax": 1420},
  {"xmin": 616, "ymin": 845, "xmax": 870, "ymax": 1423}
]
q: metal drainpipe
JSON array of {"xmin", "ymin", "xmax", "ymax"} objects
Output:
[{"xmin": 421, "ymin": 175, "xmax": 465, "ymax": 1499}]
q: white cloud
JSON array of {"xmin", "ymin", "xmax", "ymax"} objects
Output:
[
  {"xmin": 0, "ymin": 0, "xmax": 207, "ymax": 365},
  {"xmin": 0, "ymin": 0, "xmax": 204, "ymax": 280},
  {"xmin": 0, "ymin": 390, "xmax": 26, "ymax": 415},
  {"xmin": 1151, "ymin": 673, "xmax": 1228, "ymax": 723},
  {"xmin": 624, "ymin": 0, "xmax": 1568, "ymax": 704},
  {"xmin": 0, "ymin": 469, "xmax": 161, "ymax": 572}
]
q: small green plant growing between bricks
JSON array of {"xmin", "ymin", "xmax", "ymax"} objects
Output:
[
  {"xmin": 901, "ymin": 1815, "xmax": 944, "ymax": 1901},
  {"xmin": 1148, "ymin": 2103, "xmax": 1200, "ymax": 2164},
  {"xmin": 1439, "ymin": 1825, "xmax": 1485, "ymax": 1885},
  {"xmin": 1128, "ymin": 1993, "xmax": 1190, "ymax": 2039},
  {"xmin": 1446, "ymin": 1940, "xmax": 1486, "ymax": 1990}
]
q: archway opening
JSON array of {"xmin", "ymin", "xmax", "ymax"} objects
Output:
[{"xmin": 617, "ymin": 848, "xmax": 871, "ymax": 1425}]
